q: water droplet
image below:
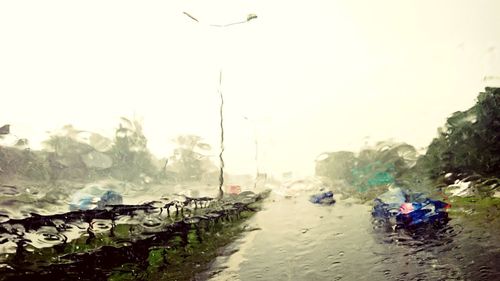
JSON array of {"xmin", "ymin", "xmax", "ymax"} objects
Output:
[
  {"xmin": 142, "ymin": 216, "xmax": 162, "ymax": 228},
  {"xmin": 24, "ymin": 226, "xmax": 66, "ymax": 248}
]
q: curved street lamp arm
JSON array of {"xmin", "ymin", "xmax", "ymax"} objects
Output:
[
  {"xmin": 183, "ymin": 11, "xmax": 199, "ymax": 22},
  {"xmin": 183, "ymin": 12, "xmax": 257, "ymax": 27}
]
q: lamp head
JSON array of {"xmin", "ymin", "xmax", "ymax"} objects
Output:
[{"xmin": 247, "ymin": 14, "xmax": 258, "ymax": 22}]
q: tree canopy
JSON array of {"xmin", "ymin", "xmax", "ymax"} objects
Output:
[{"xmin": 419, "ymin": 87, "xmax": 500, "ymax": 179}]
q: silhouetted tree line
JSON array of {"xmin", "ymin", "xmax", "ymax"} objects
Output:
[
  {"xmin": 316, "ymin": 87, "xmax": 500, "ymax": 189},
  {"xmin": 315, "ymin": 141, "xmax": 417, "ymax": 191},
  {"xmin": 418, "ymin": 87, "xmax": 500, "ymax": 180},
  {"xmin": 0, "ymin": 117, "xmax": 217, "ymax": 183}
]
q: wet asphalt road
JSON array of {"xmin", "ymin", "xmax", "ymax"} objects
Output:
[{"xmin": 203, "ymin": 192, "xmax": 500, "ymax": 281}]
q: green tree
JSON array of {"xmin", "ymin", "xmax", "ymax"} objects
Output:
[
  {"xmin": 316, "ymin": 141, "xmax": 418, "ymax": 192},
  {"xmin": 43, "ymin": 125, "xmax": 94, "ymax": 180},
  {"xmin": 419, "ymin": 87, "xmax": 500, "ymax": 179},
  {"xmin": 315, "ymin": 151, "xmax": 356, "ymax": 183},
  {"xmin": 108, "ymin": 117, "xmax": 157, "ymax": 181},
  {"xmin": 168, "ymin": 135, "xmax": 212, "ymax": 182}
]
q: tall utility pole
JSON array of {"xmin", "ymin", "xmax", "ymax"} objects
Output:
[
  {"xmin": 183, "ymin": 12, "xmax": 258, "ymax": 199},
  {"xmin": 217, "ymin": 70, "xmax": 225, "ymax": 198}
]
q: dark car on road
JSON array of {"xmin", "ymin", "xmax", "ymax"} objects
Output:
[{"xmin": 372, "ymin": 187, "xmax": 450, "ymax": 229}]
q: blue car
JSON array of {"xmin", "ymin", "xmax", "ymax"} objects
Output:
[
  {"xmin": 372, "ymin": 187, "xmax": 450, "ymax": 229},
  {"xmin": 69, "ymin": 190, "xmax": 123, "ymax": 211},
  {"xmin": 309, "ymin": 191, "xmax": 335, "ymax": 205}
]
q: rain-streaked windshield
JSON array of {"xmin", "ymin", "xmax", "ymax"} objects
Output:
[{"xmin": 1, "ymin": 1, "xmax": 499, "ymax": 280}]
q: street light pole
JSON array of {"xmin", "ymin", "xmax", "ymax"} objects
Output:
[
  {"xmin": 217, "ymin": 70, "xmax": 225, "ymax": 198},
  {"xmin": 183, "ymin": 11, "xmax": 257, "ymax": 199}
]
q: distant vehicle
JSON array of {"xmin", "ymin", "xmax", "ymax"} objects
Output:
[
  {"xmin": 372, "ymin": 187, "xmax": 450, "ymax": 229},
  {"xmin": 69, "ymin": 188, "xmax": 123, "ymax": 211},
  {"xmin": 227, "ymin": 185, "xmax": 242, "ymax": 195},
  {"xmin": 309, "ymin": 191, "xmax": 335, "ymax": 205}
]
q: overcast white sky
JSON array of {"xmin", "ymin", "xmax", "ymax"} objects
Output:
[{"xmin": 1, "ymin": 0, "xmax": 499, "ymax": 177}]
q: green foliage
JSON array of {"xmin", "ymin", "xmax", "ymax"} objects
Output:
[
  {"xmin": 0, "ymin": 146, "xmax": 51, "ymax": 180},
  {"xmin": 44, "ymin": 135, "xmax": 92, "ymax": 180},
  {"xmin": 315, "ymin": 151, "xmax": 356, "ymax": 183},
  {"xmin": 108, "ymin": 117, "xmax": 158, "ymax": 182},
  {"xmin": 316, "ymin": 88, "xmax": 500, "ymax": 198},
  {"xmin": 168, "ymin": 135, "xmax": 214, "ymax": 182},
  {"xmin": 448, "ymin": 196, "xmax": 500, "ymax": 228},
  {"xmin": 316, "ymin": 141, "xmax": 418, "ymax": 191},
  {"xmin": 0, "ymin": 124, "xmax": 51, "ymax": 180},
  {"xmin": 420, "ymin": 87, "xmax": 500, "ymax": 179},
  {"xmin": 41, "ymin": 124, "xmax": 117, "ymax": 181},
  {"xmin": 0, "ymin": 118, "xmax": 161, "ymax": 183}
]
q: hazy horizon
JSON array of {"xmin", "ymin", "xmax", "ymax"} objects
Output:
[{"xmin": 2, "ymin": 0, "xmax": 499, "ymax": 178}]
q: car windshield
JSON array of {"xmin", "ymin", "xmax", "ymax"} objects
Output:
[{"xmin": 1, "ymin": 1, "xmax": 500, "ymax": 280}]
